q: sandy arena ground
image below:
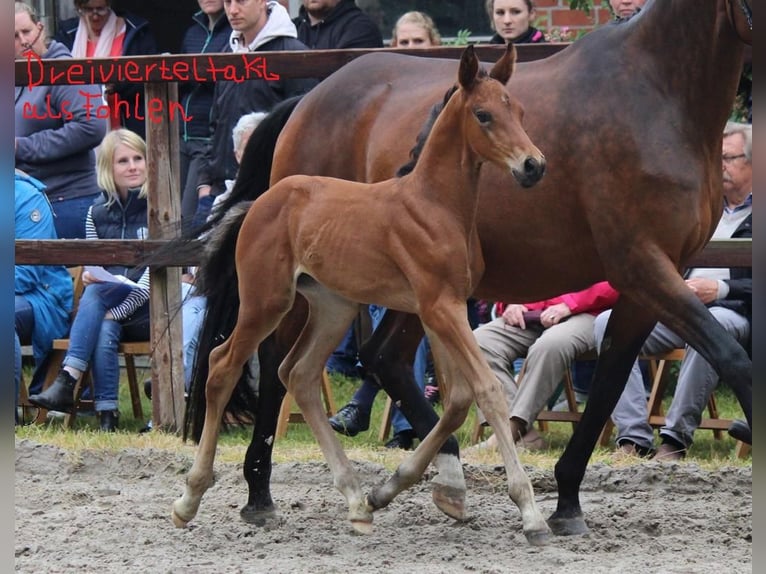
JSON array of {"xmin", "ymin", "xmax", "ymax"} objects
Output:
[{"xmin": 15, "ymin": 438, "xmax": 751, "ymax": 573}]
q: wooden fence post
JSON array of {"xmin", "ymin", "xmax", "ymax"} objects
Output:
[{"xmin": 145, "ymin": 81, "xmax": 185, "ymax": 432}]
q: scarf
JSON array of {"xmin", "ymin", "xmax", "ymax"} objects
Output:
[{"xmin": 71, "ymin": 10, "xmax": 119, "ymax": 58}]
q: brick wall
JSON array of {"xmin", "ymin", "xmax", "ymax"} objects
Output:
[{"xmin": 534, "ymin": 0, "xmax": 614, "ymax": 39}]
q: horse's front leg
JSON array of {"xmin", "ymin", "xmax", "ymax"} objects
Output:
[
  {"xmin": 358, "ymin": 310, "xmax": 466, "ymax": 519},
  {"xmin": 172, "ymin": 330, "xmax": 257, "ymax": 527}
]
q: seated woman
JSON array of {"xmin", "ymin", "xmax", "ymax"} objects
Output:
[
  {"xmin": 15, "ymin": 169, "xmax": 74, "ymax": 423},
  {"xmin": 28, "ymin": 129, "xmax": 150, "ymax": 431}
]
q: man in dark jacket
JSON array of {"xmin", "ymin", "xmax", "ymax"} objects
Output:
[
  {"xmin": 193, "ymin": 0, "xmax": 316, "ymax": 225},
  {"xmin": 594, "ymin": 121, "xmax": 753, "ymax": 459},
  {"xmin": 178, "ymin": 0, "xmax": 232, "ymax": 222},
  {"xmin": 294, "ymin": 0, "xmax": 382, "ymax": 50}
]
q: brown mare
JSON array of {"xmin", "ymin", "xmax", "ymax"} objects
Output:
[
  {"xmin": 179, "ymin": 0, "xmax": 752, "ymax": 540},
  {"xmin": 173, "ymin": 45, "xmax": 553, "ymax": 543}
]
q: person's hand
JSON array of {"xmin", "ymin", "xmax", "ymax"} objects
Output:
[
  {"xmin": 181, "ymin": 273, "xmax": 196, "ymax": 285},
  {"xmin": 502, "ymin": 304, "xmax": 528, "ymax": 328},
  {"xmin": 104, "ymin": 310, "xmax": 114, "ymax": 321},
  {"xmin": 541, "ymin": 302, "xmax": 572, "ymax": 328},
  {"xmin": 81, "ymin": 270, "xmax": 103, "ymax": 286},
  {"xmin": 686, "ymin": 277, "xmax": 719, "ymax": 304}
]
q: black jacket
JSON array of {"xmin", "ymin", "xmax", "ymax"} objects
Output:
[
  {"xmin": 197, "ymin": 36, "xmax": 318, "ymax": 195},
  {"xmin": 55, "ymin": 12, "xmax": 158, "ymax": 137},
  {"xmin": 179, "ymin": 11, "xmax": 232, "ymax": 141},
  {"xmin": 294, "ymin": 0, "xmax": 382, "ymax": 50}
]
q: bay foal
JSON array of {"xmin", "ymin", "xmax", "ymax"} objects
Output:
[{"xmin": 172, "ymin": 44, "xmax": 551, "ymax": 544}]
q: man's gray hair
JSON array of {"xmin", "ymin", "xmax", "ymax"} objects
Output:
[
  {"xmin": 724, "ymin": 121, "xmax": 752, "ymax": 162},
  {"xmin": 232, "ymin": 111, "xmax": 268, "ymax": 151}
]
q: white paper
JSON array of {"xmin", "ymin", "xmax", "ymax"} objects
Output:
[{"xmin": 83, "ymin": 265, "xmax": 139, "ymax": 288}]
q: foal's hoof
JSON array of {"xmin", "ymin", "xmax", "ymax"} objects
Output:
[
  {"xmin": 432, "ymin": 483, "xmax": 466, "ymax": 521},
  {"xmin": 171, "ymin": 503, "xmax": 192, "ymax": 528},
  {"xmin": 240, "ymin": 504, "xmax": 278, "ymax": 526},
  {"xmin": 547, "ymin": 514, "xmax": 589, "ymax": 536},
  {"xmin": 524, "ymin": 528, "xmax": 552, "ymax": 546},
  {"xmin": 350, "ymin": 518, "xmax": 374, "ymax": 535}
]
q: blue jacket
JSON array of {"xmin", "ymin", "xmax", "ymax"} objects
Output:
[
  {"xmin": 14, "ymin": 171, "xmax": 74, "ymax": 363},
  {"xmin": 179, "ymin": 10, "xmax": 232, "ymax": 141},
  {"xmin": 55, "ymin": 12, "xmax": 158, "ymax": 137},
  {"xmin": 294, "ymin": 0, "xmax": 383, "ymax": 49},
  {"xmin": 14, "ymin": 41, "xmax": 106, "ymax": 202}
]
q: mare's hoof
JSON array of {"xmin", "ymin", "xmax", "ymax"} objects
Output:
[
  {"xmin": 524, "ymin": 528, "xmax": 552, "ymax": 546},
  {"xmin": 240, "ymin": 504, "xmax": 278, "ymax": 526},
  {"xmin": 432, "ymin": 483, "xmax": 466, "ymax": 520},
  {"xmin": 547, "ymin": 514, "xmax": 589, "ymax": 536}
]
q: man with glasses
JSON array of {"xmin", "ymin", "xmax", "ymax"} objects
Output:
[
  {"xmin": 593, "ymin": 121, "xmax": 753, "ymax": 459},
  {"xmin": 193, "ymin": 0, "xmax": 316, "ymax": 225}
]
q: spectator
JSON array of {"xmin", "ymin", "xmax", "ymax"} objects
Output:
[
  {"xmin": 595, "ymin": 122, "xmax": 752, "ymax": 460},
  {"xmin": 28, "ymin": 129, "xmax": 152, "ymax": 432},
  {"xmin": 54, "ymin": 0, "xmax": 158, "ymax": 138},
  {"xmin": 294, "ymin": 0, "xmax": 383, "ymax": 49},
  {"xmin": 390, "ymin": 10, "xmax": 441, "ymax": 48},
  {"xmin": 193, "ymin": 0, "xmax": 317, "ymax": 226},
  {"xmin": 608, "ymin": 0, "xmax": 647, "ymax": 20},
  {"xmin": 485, "ymin": 0, "xmax": 546, "ymax": 45},
  {"xmin": 14, "ymin": 1, "xmax": 106, "ymax": 239},
  {"xmin": 15, "ymin": 169, "xmax": 74, "ymax": 424},
  {"xmin": 471, "ymin": 282, "xmax": 619, "ymax": 452},
  {"xmin": 178, "ymin": 0, "xmax": 232, "ymax": 223}
]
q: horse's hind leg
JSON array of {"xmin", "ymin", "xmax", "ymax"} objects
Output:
[
  {"xmin": 282, "ymin": 290, "xmax": 373, "ymax": 533},
  {"xmin": 240, "ymin": 298, "xmax": 308, "ymax": 525},
  {"xmin": 358, "ymin": 311, "xmax": 465, "ymax": 520},
  {"xmin": 173, "ymin": 291, "xmax": 293, "ymax": 527}
]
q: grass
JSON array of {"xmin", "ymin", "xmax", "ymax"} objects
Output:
[{"xmin": 15, "ymin": 366, "xmax": 751, "ymax": 471}]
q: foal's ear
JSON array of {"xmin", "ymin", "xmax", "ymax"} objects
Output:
[
  {"xmin": 458, "ymin": 44, "xmax": 480, "ymax": 91},
  {"xmin": 489, "ymin": 42, "xmax": 516, "ymax": 85}
]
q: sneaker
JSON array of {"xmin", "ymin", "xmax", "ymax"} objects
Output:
[
  {"xmin": 728, "ymin": 420, "xmax": 751, "ymax": 444},
  {"xmin": 385, "ymin": 429, "xmax": 415, "ymax": 450},
  {"xmin": 98, "ymin": 410, "xmax": 119, "ymax": 432},
  {"xmin": 328, "ymin": 402, "xmax": 370, "ymax": 437}
]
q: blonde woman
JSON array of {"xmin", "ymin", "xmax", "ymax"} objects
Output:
[
  {"xmin": 29, "ymin": 129, "xmax": 151, "ymax": 431},
  {"xmin": 391, "ymin": 11, "xmax": 441, "ymax": 48}
]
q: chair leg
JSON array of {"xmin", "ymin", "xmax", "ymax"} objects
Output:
[
  {"xmin": 378, "ymin": 396, "xmax": 394, "ymax": 442},
  {"xmin": 124, "ymin": 354, "xmax": 144, "ymax": 420}
]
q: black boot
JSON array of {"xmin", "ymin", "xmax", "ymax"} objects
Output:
[
  {"xmin": 99, "ymin": 410, "xmax": 119, "ymax": 432},
  {"xmin": 28, "ymin": 370, "xmax": 77, "ymax": 412}
]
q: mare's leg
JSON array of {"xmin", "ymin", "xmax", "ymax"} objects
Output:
[
  {"xmin": 282, "ymin": 288, "xmax": 374, "ymax": 533},
  {"xmin": 240, "ymin": 297, "xmax": 308, "ymax": 524},
  {"xmin": 368, "ymin": 301, "xmax": 550, "ymax": 546},
  {"xmin": 551, "ymin": 265, "xmax": 751, "ymax": 536},
  {"xmin": 358, "ymin": 311, "xmax": 466, "ymax": 519}
]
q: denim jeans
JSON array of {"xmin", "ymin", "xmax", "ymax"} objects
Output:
[
  {"xmin": 64, "ymin": 282, "xmax": 150, "ymax": 412},
  {"xmin": 48, "ymin": 193, "xmax": 100, "ymax": 239},
  {"xmin": 15, "ymin": 295, "xmax": 35, "ymax": 416},
  {"xmin": 181, "ymin": 282, "xmax": 207, "ymax": 391}
]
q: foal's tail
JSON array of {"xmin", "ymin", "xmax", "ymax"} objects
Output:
[{"xmin": 184, "ymin": 95, "xmax": 303, "ymax": 443}]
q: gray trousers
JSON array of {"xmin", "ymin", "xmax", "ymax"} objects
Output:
[
  {"xmin": 594, "ymin": 307, "xmax": 750, "ymax": 449},
  {"xmin": 474, "ymin": 314, "xmax": 597, "ymax": 427}
]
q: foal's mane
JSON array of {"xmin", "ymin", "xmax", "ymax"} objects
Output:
[{"xmin": 395, "ymin": 83, "xmax": 459, "ymax": 177}]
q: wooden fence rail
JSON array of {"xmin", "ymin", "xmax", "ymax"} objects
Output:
[{"xmin": 15, "ymin": 44, "xmax": 751, "ymax": 431}]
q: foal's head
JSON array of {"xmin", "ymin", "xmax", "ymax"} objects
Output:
[{"xmin": 456, "ymin": 44, "xmax": 545, "ymax": 188}]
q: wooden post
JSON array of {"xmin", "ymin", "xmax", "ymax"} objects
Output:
[{"xmin": 145, "ymin": 81, "xmax": 185, "ymax": 432}]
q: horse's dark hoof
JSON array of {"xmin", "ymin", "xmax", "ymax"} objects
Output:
[
  {"xmin": 524, "ymin": 528, "xmax": 552, "ymax": 546},
  {"xmin": 240, "ymin": 504, "xmax": 278, "ymax": 526},
  {"xmin": 547, "ymin": 514, "xmax": 589, "ymax": 536}
]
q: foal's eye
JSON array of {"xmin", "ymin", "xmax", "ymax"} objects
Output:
[{"xmin": 474, "ymin": 110, "xmax": 493, "ymax": 125}]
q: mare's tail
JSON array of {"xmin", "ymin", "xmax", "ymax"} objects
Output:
[{"xmin": 183, "ymin": 95, "xmax": 303, "ymax": 442}]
